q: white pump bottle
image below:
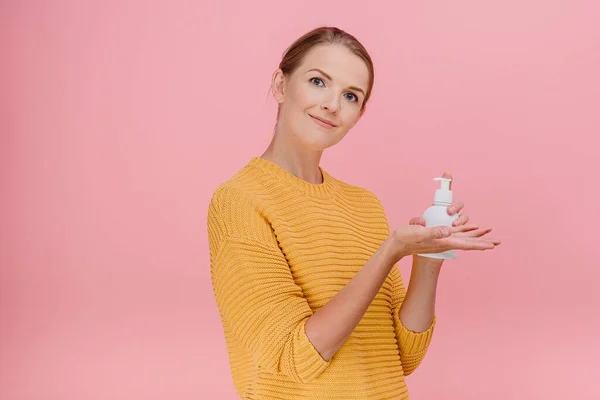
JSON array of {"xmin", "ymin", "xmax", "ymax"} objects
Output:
[{"xmin": 417, "ymin": 177, "xmax": 459, "ymax": 260}]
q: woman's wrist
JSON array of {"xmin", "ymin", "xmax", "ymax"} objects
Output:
[
  {"xmin": 413, "ymin": 254, "xmax": 444, "ymax": 270},
  {"xmin": 385, "ymin": 233, "xmax": 407, "ymax": 263}
]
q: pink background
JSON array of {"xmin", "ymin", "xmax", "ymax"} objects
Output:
[{"xmin": 2, "ymin": 1, "xmax": 599, "ymax": 399}]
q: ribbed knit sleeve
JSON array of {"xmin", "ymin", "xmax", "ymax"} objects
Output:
[
  {"xmin": 207, "ymin": 187, "xmax": 331, "ymax": 384},
  {"xmin": 389, "ymin": 265, "xmax": 436, "ymax": 375}
]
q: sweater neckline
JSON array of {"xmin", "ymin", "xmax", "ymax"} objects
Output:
[{"xmin": 249, "ymin": 157, "xmax": 336, "ymax": 199}]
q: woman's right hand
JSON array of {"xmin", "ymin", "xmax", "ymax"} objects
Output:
[{"xmin": 390, "ymin": 223, "xmax": 499, "ymax": 260}]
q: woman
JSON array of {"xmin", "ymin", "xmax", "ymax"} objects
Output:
[{"xmin": 207, "ymin": 26, "xmax": 500, "ymax": 400}]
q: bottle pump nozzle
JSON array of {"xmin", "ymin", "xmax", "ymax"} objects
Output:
[{"xmin": 433, "ymin": 177, "xmax": 453, "ymax": 204}]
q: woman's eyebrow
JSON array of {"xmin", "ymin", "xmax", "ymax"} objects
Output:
[{"xmin": 306, "ymin": 68, "xmax": 365, "ymax": 96}]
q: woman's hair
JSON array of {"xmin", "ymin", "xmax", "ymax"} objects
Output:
[{"xmin": 276, "ymin": 26, "xmax": 374, "ymax": 116}]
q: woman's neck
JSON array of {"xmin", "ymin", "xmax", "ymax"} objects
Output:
[{"xmin": 260, "ymin": 132, "xmax": 324, "ymax": 185}]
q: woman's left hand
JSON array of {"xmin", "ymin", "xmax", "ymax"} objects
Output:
[{"xmin": 408, "ymin": 172, "xmax": 501, "ymax": 246}]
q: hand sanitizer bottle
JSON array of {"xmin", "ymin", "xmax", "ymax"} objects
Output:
[{"xmin": 417, "ymin": 177, "xmax": 459, "ymax": 260}]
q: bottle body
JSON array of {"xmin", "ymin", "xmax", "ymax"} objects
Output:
[{"xmin": 417, "ymin": 202, "xmax": 459, "ymax": 260}]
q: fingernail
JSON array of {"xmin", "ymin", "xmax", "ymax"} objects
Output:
[{"xmin": 448, "ymin": 207, "xmax": 455, "ymax": 214}]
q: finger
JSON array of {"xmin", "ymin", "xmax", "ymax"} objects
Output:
[
  {"xmin": 455, "ymin": 228, "xmax": 501, "ymax": 245},
  {"xmin": 452, "ymin": 214, "xmax": 469, "ymax": 226},
  {"xmin": 460, "ymin": 228, "xmax": 502, "ymax": 246},
  {"xmin": 409, "ymin": 217, "xmax": 426, "ymax": 226},
  {"xmin": 448, "ymin": 201, "xmax": 464, "ymax": 215},
  {"xmin": 442, "ymin": 172, "xmax": 453, "ymax": 190},
  {"xmin": 416, "ymin": 224, "xmax": 478, "ymax": 242},
  {"xmin": 449, "ymin": 223, "xmax": 479, "ymax": 233},
  {"xmin": 410, "ymin": 225, "xmax": 450, "ymax": 242},
  {"xmin": 465, "ymin": 239, "xmax": 496, "ymax": 250},
  {"xmin": 446, "ymin": 237, "xmax": 496, "ymax": 250},
  {"xmin": 428, "ymin": 224, "xmax": 476, "ymax": 239},
  {"xmin": 453, "ymin": 227, "xmax": 492, "ymax": 237},
  {"xmin": 431, "ymin": 226, "xmax": 452, "ymax": 239}
]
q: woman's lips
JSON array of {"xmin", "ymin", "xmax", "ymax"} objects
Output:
[{"xmin": 309, "ymin": 114, "xmax": 337, "ymax": 128}]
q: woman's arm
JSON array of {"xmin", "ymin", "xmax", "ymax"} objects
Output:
[
  {"xmin": 398, "ymin": 255, "xmax": 442, "ymax": 332},
  {"xmin": 305, "ymin": 234, "xmax": 401, "ymax": 361},
  {"xmin": 388, "ymin": 255, "xmax": 438, "ymax": 376}
]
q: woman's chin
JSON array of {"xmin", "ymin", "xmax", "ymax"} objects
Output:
[
  {"xmin": 297, "ymin": 130, "xmax": 344, "ymax": 151},
  {"xmin": 300, "ymin": 137, "xmax": 340, "ymax": 151}
]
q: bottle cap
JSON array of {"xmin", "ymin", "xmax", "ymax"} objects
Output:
[{"xmin": 433, "ymin": 177, "xmax": 453, "ymax": 204}]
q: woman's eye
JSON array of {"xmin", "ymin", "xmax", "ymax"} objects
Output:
[
  {"xmin": 344, "ymin": 92, "xmax": 358, "ymax": 102},
  {"xmin": 310, "ymin": 78, "xmax": 358, "ymax": 103}
]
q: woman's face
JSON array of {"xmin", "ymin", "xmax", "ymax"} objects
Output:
[{"xmin": 272, "ymin": 44, "xmax": 370, "ymax": 151}]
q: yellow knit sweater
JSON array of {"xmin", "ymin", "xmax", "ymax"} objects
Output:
[{"xmin": 207, "ymin": 157, "xmax": 435, "ymax": 400}]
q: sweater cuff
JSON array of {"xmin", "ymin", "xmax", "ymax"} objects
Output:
[{"xmin": 393, "ymin": 307, "xmax": 436, "ymax": 354}]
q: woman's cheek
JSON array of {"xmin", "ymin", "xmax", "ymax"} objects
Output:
[
  {"xmin": 300, "ymin": 89, "xmax": 321, "ymax": 106},
  {"xmin": 342, "ymin": 108, "xmax": 360, "ymax": 126}
]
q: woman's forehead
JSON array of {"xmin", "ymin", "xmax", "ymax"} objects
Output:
[{"xmin": 297, "ymin": 45, "xmax": 370, "ymax": 88}]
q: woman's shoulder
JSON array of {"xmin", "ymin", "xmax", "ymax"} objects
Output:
[{"xmin": 207, "ymin": 159, "xmax": 267, "ymax": 218}]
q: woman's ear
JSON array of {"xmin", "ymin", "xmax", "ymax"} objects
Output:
[{"xmin": 271, "ymin": 69, "xmax": 285, "ymax": 104}]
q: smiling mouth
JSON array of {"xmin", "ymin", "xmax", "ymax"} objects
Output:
[{"xmin": 309, "ymin": 114, "xmax": 337, "ymax": 128}]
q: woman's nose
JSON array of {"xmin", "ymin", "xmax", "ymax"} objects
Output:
[{"xmin": 321, "ymin": 95, "xmax": 340, "ymax": 114}]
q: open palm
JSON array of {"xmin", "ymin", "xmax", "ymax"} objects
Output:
[{"xmin": 392, "ymin": 223, "xmax": 499, "ymax": 259}]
